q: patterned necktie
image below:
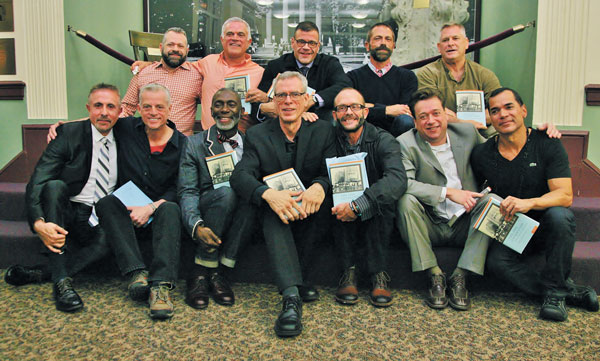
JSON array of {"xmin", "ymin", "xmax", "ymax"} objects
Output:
[
  {"xmin": 217, "ymin": 132, "xmax": 238, "ymax": 149},
  {"xmin": 300, "ymin": 66, "xmax": 309, "ymax": 77},
  {"xmin": 89, "ymin": 137, "xmax": 110, "ymax": 226}
]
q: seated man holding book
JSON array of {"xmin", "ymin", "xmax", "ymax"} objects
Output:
[
  {"xmin": 330, "ymin": 88, "xmax": 407, "ymax": 307},
  {"xmin": 230, "ymin": 71, "xmax": 336, "ymax": 338},
  {"xmin": 471, "ymin": 87, "xmax": 599, "ymax": 321},
  {"xmin": 177, "ymin": 88, "xmax": 254, "ymax": 310}
]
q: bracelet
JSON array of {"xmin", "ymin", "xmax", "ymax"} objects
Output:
[
  {"xmin": 350, "ymin": 201, "xmax": 361, "ymax": 216},
  {"xmin": 148, "ymin": 202, "xmax": 157, "ymax": 212}
]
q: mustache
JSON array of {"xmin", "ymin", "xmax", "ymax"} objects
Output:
[
  {"xmin": 374, "ymin": 45, "xmax": 392, "ymax": 52},
  {"xmin": 168, "ymin": 51, "xmax": 182, "ymax": 56}
]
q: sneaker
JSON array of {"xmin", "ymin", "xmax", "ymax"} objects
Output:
[
  {"xmin": 128, "ymin": 270, "xmax": 149, "ymax": 301},
  {"xmin": 566, "ymin": 282, "xmax": 599, "ymax": 312},
  {"xmin": 149, "ymin": 283, "xmax": 174, "ymax": 320},
  {"xmin": 539, "ymin": 295, "xmax": 567, "ymax": 322}
]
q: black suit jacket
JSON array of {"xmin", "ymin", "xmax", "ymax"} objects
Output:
[
  {"xmin": 230, "ymin": 118, "xmax": 336, "ymax": 207},
  {"xmin": 25, "ymin": 120, "xmax": 96, "ymax": 230},
  {"xmin": 251, "ymin": 52, "xmax": 352, "ymax": 121}
]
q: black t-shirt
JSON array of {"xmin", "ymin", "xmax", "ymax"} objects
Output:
[{"xmin": 471, "ymin": 129, "xmax": 570, "ymax": 209}]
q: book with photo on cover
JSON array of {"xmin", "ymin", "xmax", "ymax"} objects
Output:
[
  {"xmin": 224, "ymin": 74, "xmax": 251, "ymax": 113},
  {"xmin": 456, "ymin": 90, "xmax": 486, "ymax": 128},
  {"xmin": 263, "ymin": 168, "xmax": 306, "ymax": 209},
  {"xmin": 326, "ymin": 152, "xmax": 369, "ymax": 206},
  {"xmin": 205, "ymin": 150, "xmax": 239, "ymax": 189},
  {"xmin": 472, "ymin": 197, "xmax": 539, "ymax": 254}
]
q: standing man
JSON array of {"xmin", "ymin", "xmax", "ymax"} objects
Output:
[
  {"xmin": 471, "ymin": 87, "xmax": 599, "ymax": 321},
  {"xmin": 178, "ymin": 88, "xmax": 254, "ymax": 310},
  {"xmin": 417, "ymin": 23, "xmax": 501, "ymax": 136},
  {"xmin": 96, "ymin": 84, "xmax": 186, "ymax": 320},
  {"xmin": 396, "ymin": 89, "xmax": 493, "ymax": 311},
  {"xmin": 331, "ymin": 88, "xmax": 407, "ymax": 307},
  {"xmin": 121, "ymin": 27, "xmax": 202, "ymax": 136},
  {"xmin": 247, "ymin": 21, "xmax": 352, "ymax": 122},
  {"xmin": 230, "ymin": 71, "xmax": 336, "ymax": 337},
  {"xmin": 347, "ymin": 22, "xmax": 418, "ymax": 136},
  {"xmin": 5, "ymin": 84, "xmax": 120, "ymax": 312}
]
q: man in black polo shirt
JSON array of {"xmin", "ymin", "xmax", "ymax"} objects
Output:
[
  {"xmin": 471, "ymin": 87, "xmax": 598, "ymax": 321},
  {"xmin": 96, "ymin": 83, "xmax": 186, "ymax": 320}
]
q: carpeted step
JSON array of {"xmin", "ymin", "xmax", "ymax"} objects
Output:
[
  {"xmin": 0, "ymin": 182, "xmax": 27, "ymax": 222},
  {"xmin": 572, "ymin": 197, "xmax": 600, "ymax": 242},
  {"xmin": 0, "ymin": 220, "xmax": 45, "ymax": 268}
]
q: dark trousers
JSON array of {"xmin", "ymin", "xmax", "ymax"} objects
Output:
[
  {"xmin": 262, "ymin": 197, "xmax": 332, "ymax": 292},
  {"xmin": 194, "ymin": 187, "xmax": 255, "ymax": 268},
  {"xmin": 39, "ymin": 180, "xmax": 111, "ymax": 282},
  {"xmin": 390, "ymin": 114, "xmax": 415, "ymax": 137},
  {"xmin": 334, "ymin": 204, "xmax": 394, "ymax": 275},
  {"xmin": 96, "ymin": 194, "xmax": 181, "ymax": 284},
  {"xmin": 486, "ymin": 207, "xmax": 576, "ymax": 298}
]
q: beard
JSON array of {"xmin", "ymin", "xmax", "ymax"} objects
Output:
[
  {"xmin": 214, "ymin": 114, "xmax": 241, "ymax": 131},
  {"xmin": 161, "ymin": 50, "xmax": 186, "ymax": 68},
  {"xmin": 338, "ymin": 115, "xmax": 365, "ymax": 133},
  {"xmin": 369, "ymin": 45, "xmax": 392, "ymax": 62}
]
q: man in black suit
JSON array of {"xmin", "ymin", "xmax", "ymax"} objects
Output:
[
  {"xmin": 178, "ymin": 88, "xmax": 254, "ymax": 310},
  {"xmin": 5, "ymin": 83, "xmax": 120, "ymax": 312},
  {"xmin": 230, "ymin": 71, "xmax": 336, "ymax": 337},
  {"xmin": 246, "ymin": 21, "xmax": 351, "ymax": 122}
]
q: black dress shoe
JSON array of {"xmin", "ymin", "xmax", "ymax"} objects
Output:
[
  {"xmin": 209, "ymin": 271, "xmax": 235, "ymax": 306},
  {"xmin": 53, "ymin": 277, "xmax": 83, "ymax": 312},
  {"xmin": 448, "ymin": 273, "xmax": 470, "ymax": 311},
  {"xmin": 5, "ymin": 264, "xmax": 49, "ymax": 286},
  {"xmin": 186, "ymin": 275, "xmax": 210, "ymax": 309},
  {"xmin": 539, "ymin": 295, "xmax": 567, "ymax": 322},
  {"xmin": 298, "ymin": 285, "xmax": 319, "ymax": 302},
  {"xmin": 566, "ymin": 283, "xmax": 599, "ymax": 312},
  {"xmin": 274, "ymin": 295, "xmax": 302, "ymax": 337},
  {"xmin": 426, "ymin": 273, "xmax": 448, "ymax": 309}
]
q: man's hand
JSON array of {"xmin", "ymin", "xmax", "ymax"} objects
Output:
[
  {"xmin": 127, "ymin": 205, "xmax": 154, "ymax": 228},
  {"xmin": 296, "ymin": 183, "xmax": 325, "ymax": 216},
  {"xmin": 385, "ymin": 104, "xmax": 412, "ymax": 117},
  {"xmin": 262, "ymin": 188, "xmax": 307, "ymax": 224},
  {"xmin": 446, "ymin": 188, "xmax": 483, "ymax": 213},
  {"xmin": 445, "ymin": 108, "xmax": 458, "ymax": 122},
  {"xmin": 536, "ymin": 123, "xmax": 562, "ymax": 139},
  {"xmin": 33, "ymin": 219, "xmax": 68, "ymax": 253},
  {"xmin": 47, "ymin": 121, "xmax": 65, "ymax": 143},
  {"xmin": 332, "ymin": 202, "xmax": 357, "ymax": 222},
  {"xmin": 301, "ymin": 112, "xmax": 319, "ymax": 122},
  {"xmin": 130, "ymin": 60, "xmax": 153, "ymax": 73},
  {"xmin": 245, "ymin": 88, "xmax": 269, "ymax": 104},
  {"xmin": 259, "ymin": 102, "xmax": 277, "ymax": 117},
  {"xmin": 195, "ymin": 226, "xmax": 222, "ymax": 249},
  {"xmin": 499, "ymin": 196, "xmax": 535, "ymax": 221},
  {"xmin": 464, "ymin": 118, "xmax": 487, "ymax": 130}
]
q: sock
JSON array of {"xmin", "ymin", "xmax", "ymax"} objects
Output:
[
  {"xmin": 428, "ymin": 266, "xmax": 443, "ymax": 276},
  {"xmin": 282, "ymin": 286, "xmax": 299, "ymax": 298},
  {"xmin": 451, "ymin": 267, "xmax": 467, "ymax": 279}
]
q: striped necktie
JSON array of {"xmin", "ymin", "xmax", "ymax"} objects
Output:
[
  {"xmin": 300, "ymin": 66, "xmax": 309, "ymax": 77},
  {"xmin": 89, "ymin": 137, "xmax": 110, "ymax": 226}
]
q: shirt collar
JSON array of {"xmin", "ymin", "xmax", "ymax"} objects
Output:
[
  {"xmin": 295, "ymin": 59, "xmax": 314, "ymax": 69},
  {"xmin": 367, "ymin": 59, "xmax": 393, "ymax": 76},
  {"xmin": 218, "ymin": 52, "xmax": 253, "ymax": 67},
  {"xmin": 157, "ymin": 60, "xmax": 192, "ymax": 71},
  {"xmin": 427, "ymin": 133, "xmax": 451, "ymax": 151},
  {"xmin": 90, "ymin": 122, "xmax": 114, "ymax": 143}
]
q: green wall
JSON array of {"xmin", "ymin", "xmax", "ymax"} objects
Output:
[{"xmin": 0, "ymin": 0, "xmax": 143, "ymax": 168}]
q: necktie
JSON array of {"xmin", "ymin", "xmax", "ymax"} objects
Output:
[
  {"xmin": 89, "ymin": 137, "xmax": 110, "ymax": 226},
  {"xmin": 217, "ymin": 133, "xmax": 238, "ymax": 149},
  {"xmin": 377, "ymin": 69, "xmax": 384, "ymax": 77},
  {"xmin": 300, "ymin": 66, "xmax": 309, "ymax": 77}
]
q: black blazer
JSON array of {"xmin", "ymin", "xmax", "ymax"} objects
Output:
[
  {"xmin": 25, "ymin": 120, "xmax": 96, "ymax": 229},
  {"xmin": 230, "ymin": 118, "xmax": 336, "ymax": 207},
  {"xmin": 251, "ymin": 52, "xmax": 352, "ymax": 122}
]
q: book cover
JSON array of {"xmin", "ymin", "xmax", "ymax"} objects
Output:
[
  {"xmin": 472, "ymin": 197, "xmax": 539, "ymax": 254},
  {"xmin": 112, "ymin": 180, "xmax": 154, "ymax": 226},
  {"xmin": 205, "ymin": 150, "xmax": 238, "ymax": 189},
  {"xmin": 326, "ymin": 153, "xmax": 369, "ymax": 206},
  {"xmin": 456, "ymin": 90, "xmax": 486, "ymax": 127},
  {"xmin": 225, "ymin": 74, "xmax": 251, "ymax": 113}
]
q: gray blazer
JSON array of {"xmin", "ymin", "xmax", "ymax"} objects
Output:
[{"xmin": 396, "ymin": 123, "xmax": 485, "ymax": 209}]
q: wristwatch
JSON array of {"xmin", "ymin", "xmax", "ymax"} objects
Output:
[{"xmin": 312, "ymin": 94, "xmax": 319, "ymax": 106}]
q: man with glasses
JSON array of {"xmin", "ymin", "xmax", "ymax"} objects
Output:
[
  {"xmin": 331, "ymin": 88, "xmax": 406, "ymax": 307},
  {"xmin": 247, "ymin": 21, "xmax": 351, "ymax": 122},
  {"xmin": 230, "ymin": 71, "xmax": 336, "ymax": 337}
]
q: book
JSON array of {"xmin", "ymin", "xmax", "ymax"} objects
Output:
[
  {"xmin": 472, "ymin": 197, "xmax": 539, "ymax": 254},
  {"xmin": 326, "ymin": 153, "xmax": 369, "ymax": 206},
  {"xmin": 224, "ymin": 74, "xmax": 251, "ymax": 113},
  {"xmin": 263, "ymin": 168, "xmax": 306, "ymax": 211},
  {"xmin": 112, "ymin": 180, "xmax": 154, "ymax": 226},
  {"xmin": 456, "ymin": 90, "xmax": 486, "ymax": 127},
  {"xmin": 205, "ymin": 150, "xmax": 238, "ymax": 189},
  {"xmin": 447, "ymin": 186, "xmax": 491, "ymax": 227}
]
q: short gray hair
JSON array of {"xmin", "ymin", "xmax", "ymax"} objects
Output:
[
  {"xmin": 162, "ymin": 27, "xmax": 188, "ymax": 46},
  {"xmin": 273, "ymin": 71, "xmax": 308, "ymax": 94},
  {"xmin": 139, "ymin": 83, "xmax": 171, "ymax": 106},
  {"xmin": 440, "ymin": 23, "xmax": 467, "ymax": 38},
  {"xmin": 221, "ymin": 17, "xmax": 251, "ymax": 40}
]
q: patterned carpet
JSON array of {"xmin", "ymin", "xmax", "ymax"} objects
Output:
[{"xmin": 1, "ymin": 270, "xmax": 599, "ymax": 360}]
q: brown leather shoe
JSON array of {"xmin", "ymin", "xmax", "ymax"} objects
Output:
[
  {"xmin": 370, "ymin": 271, "xmax": 393, "ymax": 307},
  {"xmin": 209, "ymin": 271, "xmax": 234, "ymax": 306},
  {"xmin": 186, "ymin": 275, "xmax": 210, "ymax": 309},
  {"xmin": 449, "ymin": 273, "xmax": 470, "ymax": 311},
  {"xmin": 426, "ymin": 273, "xmax": 448, "ymax": 309},
  {"xmin": 335, "ymin": 266, "xmax": 359, "ymax": 305}
]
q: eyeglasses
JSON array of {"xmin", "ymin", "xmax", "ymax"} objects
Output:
[
  {"xmin": 294, "ymin": 39, "xmax": 319, "ymax": 48},
  {"xmin": 335, "ymin": 104, "xmax": 365, "ymax": 113},
  {"xmin": 273, "ymin": 92, "xmax": 306, "ymax": 101}
]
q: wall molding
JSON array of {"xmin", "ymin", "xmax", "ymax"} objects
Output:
[{"xmin": 0, "ymin": 81, "xmax": 25, "ymax": 100}]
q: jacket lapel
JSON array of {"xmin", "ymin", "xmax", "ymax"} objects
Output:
[
  {"xmin": 294, "ymin": 121, "xmax": 309, "ymax": 173},
  {"xmin": 267, "ymin": 119, "xmax": 288, "ymax": 170},
  {"xmin": 415, "ymin": 131, "xmax": 445, "ymax": 176},
  {"xmin": 206, "ymin": 127, "xmax": 226, "ymax": 156}
]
